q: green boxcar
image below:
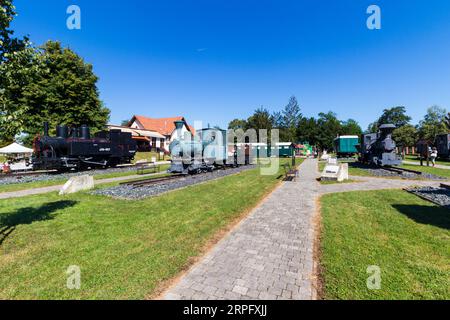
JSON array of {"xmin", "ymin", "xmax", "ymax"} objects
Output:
[
  {"xmin": 251, "ymin": 143, "xmax": 294, "ymax": 158},
  {"xmin": 334, "ymin": 136, "xmax": 359, "ymax": 156},
  {"xmin": 277, "ymin": 143, "xmax": 295, "ymax": 157}
]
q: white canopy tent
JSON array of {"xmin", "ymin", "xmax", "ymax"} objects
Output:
[{"xmin": 0, "ymin": 142, "xmax": 33, "ymax": 155}]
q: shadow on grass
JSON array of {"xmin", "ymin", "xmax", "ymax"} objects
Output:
[
  {"xmin": 0, "ymin": 200, "xmax": 77, "ymax": 245},
  {"xmin": 392, "ymin": 204, "xmax": 450, "ymax": 230}
]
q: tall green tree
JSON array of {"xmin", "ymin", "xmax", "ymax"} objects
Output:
[
  {"xmin": 246, "ymin": 107, "xmax": 273, "ymax": 139},
  {"xmin": 366, "ymin": 122, "xmax": 379, "ymax": 134},
  {"xmin": 393, "ymin": 124, "xmax": 418, "ymax": 147},
  {"xmin": 228, "ymin": 118, "xmax": 247, "ymax": 130},
  {"xmin": 0, "ymin": 45, "xmax": 43, "ymax": 142},
  {"xmin": 280, "ymin": 96, "xmax": 302, "ymax": 142},
  {"xmin": 0, "ymin": 0, "xmax": 27, "ymax": 63},
  {"xmin": 341, "ymin": 119, "xmax": 362, "ymax": 136},
  {"xmin": 1, "ymin": 41, "xmax": 110, "ymax": 141},
  {"xmin": 418, "ymin": 105, "xmax": 448, "ymax": 141},
  {"xmin": 316, "ymin": 111, "xmax": 342, "ymax": 151},
  {"xmin": 297, "ymin": 117, "xmax": 318, "ymax": 145},
  {"xmin": 373, "ymin": 106, "xmax": 412, "ymax": 130}
]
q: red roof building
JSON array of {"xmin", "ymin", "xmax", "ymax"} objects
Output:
[{"xmin": 127, "ymin": 115, "xmax": 195, "ymax": 151}]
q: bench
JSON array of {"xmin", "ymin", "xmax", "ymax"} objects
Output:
[
  {"xmin": 282, "ymin": 163, "xmax": 298, "ymax": 181},
  {"xmin": 136, "ymin": 161, "xmax": 160, "ymax": 175}
]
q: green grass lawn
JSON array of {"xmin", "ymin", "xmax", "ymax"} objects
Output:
[
  {"xmin": 0, "ymin": 159, "xmax": 300, "ymax": 299},
  {"xmin": 404, "ymin": 155, "xmax": 450, "ymax": 166},
  {"xmin": 400, "ymin": 164, "xmax": 450, "ymax": 179},
  {"xmin": 320, "ymin": 189, "xmax": 450, "ymax": 300}
]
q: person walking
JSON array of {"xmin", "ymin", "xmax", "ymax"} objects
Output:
[{"xmin": 430, "ymin": 147, "xmax": 438, "ymax": 167}]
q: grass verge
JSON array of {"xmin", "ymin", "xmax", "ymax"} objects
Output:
[
  {"xmin": 320, "ymin": 189, "xmax": 450, "ymax": 299},
  {"xmin": 0, "ymin": 159, "xmax": 300, "ymax": 299}
]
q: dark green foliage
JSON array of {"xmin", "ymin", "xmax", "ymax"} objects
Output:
[
  {"xmin": 228, "ymin": 96, "xmax": 365, "ymax": 151},
  {"xmin": 1, "ymin": 41, "xmax": 110, "ymax": 140},
  {"xmin": 246, "ymin": 107, "xmax": 273, "ymax": 139},
  {"xmin": 418, "ymin": 106, "xmax": 448, "ymax": 141},
  {"xmin": 377, "ymin": 106, "xmax": 411, "ymax": 128},
  {"xmin": 393, "ymin": 124, "xmax": 418, "ymax": 147},
  {"xmin": 0, "ymin": 0, "xmax": 27, "ymax": 63},
  {"xmin": 341, "ymin": 119, "xmax": 362, "ymax": 136},
  {"xmin": 316, "ymin": 112, "xmax": 341, "ymax": 151},
  {"xmin": 279, "ymin": 96, "xmax": 302, "ymax": 142},
  {"xmin": 228, "ymin": 118, "xmax": 247, "ymax": 130}
]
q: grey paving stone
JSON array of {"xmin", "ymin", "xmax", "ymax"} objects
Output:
[{"xmin": 164, "ymin": 159, "xmax": 321, "ymax": 300}]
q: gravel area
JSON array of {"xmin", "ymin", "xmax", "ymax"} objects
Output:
[
  {"xmin": 0, "ymin": 166, "xmax": 138, "ymax": 186},
  {"xmin": 92, "ymin": 165, "xmax": 255, "ymax": 200},
  {"xmin": 406, "ymin": 186, "xmax": 450, "ymax": 208},
  {"xmin": 361, "ymin": 167, "xmax": 446, "ymax": 180}
]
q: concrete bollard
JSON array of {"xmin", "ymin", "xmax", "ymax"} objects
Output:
[{"xmin": 59, "ymin": 175, "xmax": 95, "ymax": 195}]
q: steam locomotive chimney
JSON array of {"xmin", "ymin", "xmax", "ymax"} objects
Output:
[
  {"xmin": 80, "ymin": 125, "xmax": 91, "ymax": 140},
  {"xmin": 43, "ymin": 122, "xmax": 49, "ymax": 136},
  {"xmin": 174, "ymin": 120, "xmax": 184, "ymax": 139}
]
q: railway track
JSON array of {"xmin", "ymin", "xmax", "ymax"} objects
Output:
[
  {"xmin": 120, "ymin": 166, "xmax": 246, "ymax": 188},
  {"xmin": 383, "ymin": 166, "xmax": 423, "ymax": 175},
  {"xmin": 121, "ymin": 174, "xmax": 186, "ymax": 188},
  {"xmin": 0, "ymin": 170, "xmax": 52, "ymax": 180}
]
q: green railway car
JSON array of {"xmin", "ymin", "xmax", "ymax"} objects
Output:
[
  {"xmin": 250, "ymin": 143, "xmax": 295, "ymax": 158},
  {"xmin": 334, "ymin": 135, "xmax": 359, "ymax": 157}
]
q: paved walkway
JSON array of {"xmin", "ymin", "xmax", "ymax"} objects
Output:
[
  {"xmin": 0, "ymin": 171, "xmax": 165, "ymax": 200},
  {"xmin": 164, "ymin": 159, "xmax": 320, "ymax": 300}
]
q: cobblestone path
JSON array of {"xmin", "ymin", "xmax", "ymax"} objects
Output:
[{"xmin": 164, "ymin": 159, "xmax": 320, "ymax": 300}]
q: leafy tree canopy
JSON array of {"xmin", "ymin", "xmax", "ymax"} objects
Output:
[
  {"xmin": 228, "ymin": 118, "xmax": 247, "ymax": 130},
  {"xmin": 393, "ymin": 124, "xmax": 418, "ymax": 147},
  {"xmin": 341, "ymin": 119, "xmax": 362, "ymax": 136},
  {"xmin": 279, "ymin": 96, "xmax": 302, "ymax": 142},
  {"xmin": 373, "ymin": 106, "xmax": 412, "ymax": 130},
  {"xmin": 418, "ymin": 105, "xmax": 448, "ymax": 141},
  {"xmin": 0, "ymin": 40, "xmax": 110, "ymax": 142},
  {"xmin": 316, "ymin": 111, "xmax": 342, "ymax": 151},
  {"xmin": 247, "ymin": 107, "xmax": 273, "ymax": 133},
  {"xmin": 297, "ymin": 117, "xmax": 318, "ymax": 145},
  {"xmin": 0, "ymin": 0, "xmax": 27, "ymax": 63}
]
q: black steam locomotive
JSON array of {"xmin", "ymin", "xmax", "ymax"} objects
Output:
[
  {"xmin": 32, "ymin": 123, "xmax": 137, "ymax": 171},
  {"xmin": 358, "ymin": 124, "xmax": 402, "ymax": 166}
]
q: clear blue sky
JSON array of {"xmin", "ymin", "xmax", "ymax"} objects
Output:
[{"xmin": 11, "ymin": 0, "xmax": 450, "ymax": 130}]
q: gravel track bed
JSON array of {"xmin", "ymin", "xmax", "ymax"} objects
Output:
[
  {"xmin": 92, "ymin": 165, "xmax": 256, "ymax": 200},
  {"xmin": 365, "ymin": 168, "xmax": 446, "ymax": 180},
  {"xmin": 0, "ymin": 166, "xmax": 138, "ymax": 186},
  {"xmin": 406, "ymin": 186, "xmax": 450, "ymax": 207}
]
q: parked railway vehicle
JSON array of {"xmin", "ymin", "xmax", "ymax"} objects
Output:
[
  {"xmin": 358, "ymin": 124, "xmax": 402, "ymax": 166},
  {"xmin": 168, "ymin": 121, "xmax": 250, "ymax": 174},
  {"xmin": 32, "ymin": 122, "xmax": 137, "ymax": 171},
  {"xmin": 334, "ymin": 135, "xmax": 359, "ymax": 157},
  {"xmin": 248, "ymin": 143, "xmax": 295, "ymax": 158},
  {"xmin": 435, "ymin": 134, "xmax": 450, "ymax": 158}
]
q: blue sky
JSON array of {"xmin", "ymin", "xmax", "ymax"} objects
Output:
[{"xmin": 11, "ymin": 0, "xmax": 450, "ymax": 130}]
